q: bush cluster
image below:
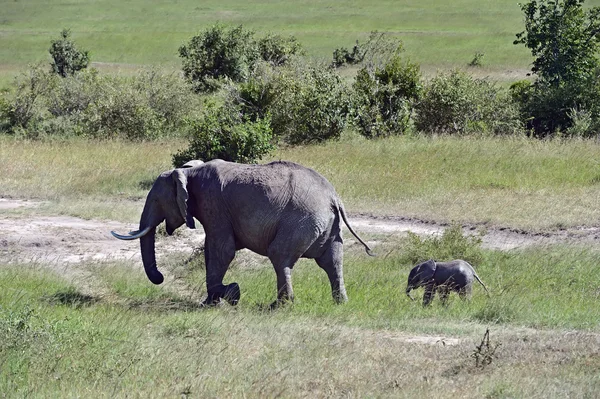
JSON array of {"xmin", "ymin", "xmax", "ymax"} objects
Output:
[
  {"xmin": 415, "ymin": 70, "xmax": 521, "ymax": 136},
  {"xmin": 179, "ymin": 25, "xmax": 304, "ymax": 93},
  {"xmin": 226, "ymin": 60, "xmax": 351, "ymax": 145},
  {"xmin": 8, "ymin": 6, "xmax": 600, "ymax": 166},
  {"xmin": 0, "ymin": 67, "xmax": 199, "ymax": 140},
  {"xmin": 172, "ymin": 101, "xmax": 274, "ymax": 167},
  {"xmin": 513, "ymin": 0, "xmax": 600, "ymax": 137},
  {"xmin": 352, "ymin": 55, "xmax": 422, "ymax": 138}
]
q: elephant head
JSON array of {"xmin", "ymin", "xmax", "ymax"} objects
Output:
[
  {"xmin": 111, "ymin": 168, "xmax": 194, "ymax": 285},
  {"xmin": 406, "ymin": 259, "xmax": 436, "ymax": 300}
]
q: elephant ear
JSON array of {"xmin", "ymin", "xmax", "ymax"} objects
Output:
[
  {"xmin": 418, "ymin": 259, "xmax": 437, "ymax": 282},
  {"xmin": 172, "ymin": 169, "xmax": 195, "ymax": 229}
]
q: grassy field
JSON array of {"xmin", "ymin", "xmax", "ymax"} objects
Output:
[
  {"xmin": 3, "ymin": 2, "xmax": 600, "ymax": 396},
  {"xmin": 2, "ymin": 134, "xmax": 599, "ymax": 230},
  {"xmin": 1, "ymin": 135, "xmax": 599, "ymax": 396},
  {"xmin": 3, "ymin": 0, "xmax": 585, "ymax": 86},
  {"xmin": 1, "ymin": 240, "xmax": 599, "ymax": 397}
]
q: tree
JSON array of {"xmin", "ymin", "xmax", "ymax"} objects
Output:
[
  {"xmin": 514, "ymin": 0, "xmax": 600, "ymax": 136},
  {"xmin": 49, "ymin": 29, "xmax": 90, "ymax": 77},
  {"xmin": 179, "ymin": 25, "xmax": 259, "ymax": 93}
]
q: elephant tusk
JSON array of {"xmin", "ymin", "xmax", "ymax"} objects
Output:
[{"xmin": 111, "ymin": 226, "xmax": 152, "ymax": 240}]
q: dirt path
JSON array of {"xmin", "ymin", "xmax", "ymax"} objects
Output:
[{"xmin": 2, "ymin": 198, "xmax": 599, "ymax": 268}]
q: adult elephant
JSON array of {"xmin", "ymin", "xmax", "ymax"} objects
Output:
[{"xmin": 112, "ymin": 159, "xmax": 374, "ymax": 307}]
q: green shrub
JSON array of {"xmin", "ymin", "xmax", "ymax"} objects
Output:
[
  {"xmin": 415, "ymin": 70, "xmax": 522, "ymax": 135},
  {"xmin": 225, "ymin": 63, "xmax": 278, "ymax": 123},
  {"xmin": 268, "ymin": 62, "xmax": 351, "ymax": 144},
  {"xmin": 1, "ymin": 66, "xmax": 198, "ymax": 139},
  {"xmin": 332, "ymin": 42, "xmax": 366, "ymax": 68},
  {"xmin": 49, "ymin": 29, "xmax": 90, "ymax": 77},
  {"xmin": 133, "ymin": 69, "xmax": 200, "ymax": 131},
  {"xmin": 0, "ymin": 66, "xmax": 55, "ymax": 136},
  {"xmin": 514, "ymin": 77, "xmax": 600, "ymax": 137},
  {"xmin": 402, "ymin": 224, "xmax": 485, "ymax": 267},
  {"xmin": 258, "ymin": 33, "xmax": 305, "ymax": 66},
  {"xmin": 513, "ymin": 0, "xmax": 600, "ymax": 136},
  {"xmin": 226, "ymin": 61, "xmax": 350, "ymax": 145},
  {"xmin": 45, "ymin": 68, "xmax": 100, "ymax": 118},
  {"xmin": 82, "ymin": 77, "xmax": 162, "ymax": 140},
  {"xmin": 172, "ymin": 101, "xmax": 275, "ymax": 166},
  {"xmin": 352, "ymin": 55, "xmax": 422, "ymax": 138},
  {"xmin": 179, "ymin": 25, "xmax": 259, "ymax": 93}
]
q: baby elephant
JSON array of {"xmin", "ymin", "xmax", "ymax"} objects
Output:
[{"xmin": 406, "ymin": 259, "xmax": 488, "ymax": 306}]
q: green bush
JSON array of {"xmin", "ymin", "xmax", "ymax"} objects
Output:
[
  {"xmin": 179, "ymin": 25, "xmax": 259, "ymax": 93},
  {"xmin": 258, "ymin": 34, "xmax": 305, "ymax": 66},
  {"xmin": 82, "ymin": 78, "xmax": 162, "ymax": 140},
  {"xmin": 49, "ymin": 29, "xmax": 90, "ymax": 77},
  {"xmin": 268, "ymin": 62, "xmax": 351, "ymax": 144},
  {"xmin": 513, "ymin": 0, "xmax": 600, "ymax": 136},
  {"xmin": 0, "ymin": 66, "xmax": 55, "ymax": 137},
  {"xmin": 352, "ymin": 55, "xmax": 422, "ymax": 138},
  {"xmin": 332, "ymin": 31, "xmax": 404, "ymax": 69},
  {"xmin": 0, "ymin": 66, "xmax": 198, "ymax": 139},
  {"xmin": 513, "ymin": 77, "xmax": 600, "ymax": 137},
  {"xmin": 415, "ymin": 70, "xmax": 522, "ymax": 135},
  {"xmin": 172, "ymin": 101, "xmax": 275, "ymax": 166},
  {"xmin": 226, "ymin": 61, "xmax": 350, "ymax": 145}
]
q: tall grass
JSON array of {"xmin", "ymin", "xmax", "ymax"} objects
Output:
[
  {"xmin": 2, "ymin": 135, "xmax": 599, "ymax": 229},
  {"xmin": 279, "ymin": 135, "xmax": 600, "ymax": 230}
]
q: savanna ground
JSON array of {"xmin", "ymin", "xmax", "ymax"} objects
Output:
[
  {"xmin": 2, "ymin": 1, "xmax": 600, "ymax": 397},
  {"xmin": 1, "ymin": 135, "xmax": 600, "ymax": 398}
]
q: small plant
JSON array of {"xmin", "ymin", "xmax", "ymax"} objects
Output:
[
  {"xmin": 49, "ymin": 29, "xmax": 90, "ymax": 77},
  {"xmin": 471, "ymin": 328, "xmax": 500, "ymax": 369},
  {"xmin": 468, "ymin": 52, "xmax": 485, "ymax": 67},
  {"xmin": 332, "ymin": 31, "xmax": 403, "ymax": 69},
  {"xmin": 402, "ymin": 224, "xmax": 484, "ymax": 266}
]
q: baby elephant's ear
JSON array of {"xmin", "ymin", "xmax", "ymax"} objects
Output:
[{"xmin": 419, "ymin": 259, "xmax": 437, "ymax": 280}]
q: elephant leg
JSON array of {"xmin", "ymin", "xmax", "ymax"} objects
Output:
[
  {"xmin": 422, "ymin": 284, "xmax": 436, "ymax": 306},
  {"xmin": 267, "ymin": 248, "xmax": 305, "ymax": 309},
  {"xmin": 203, "ymin": 235, "xmax": 238, "ymax": 306},
  {"xmin": 459, "ymin": 283, "xmax": 472, "ymax": 300},
  {"xmin": 438, "ymin": 286, "xmax": 450, "ymax": 306},
  {"xmin": 315, "ymin": 236, "xmax": 347, "ymax": 304},
  {"xmin": 267, "ymin": 222, "xmax": 319, "ymax": 308}
]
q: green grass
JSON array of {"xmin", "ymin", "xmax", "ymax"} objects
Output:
[
  {"xmin": 2, "ymin": 134, "xmax": 599, "ymax": 230},
  {"xmin": 276, "ymin": 134, "xmax": 600, "ymax": 230},
  {"xmin": 7, "ymin": 0, "xmax": 597, "ymax": 84},
  {"xmin": 1, "ymin": 241, "xmax": 599, "ymax": 397}
]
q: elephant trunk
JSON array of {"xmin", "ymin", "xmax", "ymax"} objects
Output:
[{"xmin": 140, "ymin": 227, "xmax": 164, "ymax": 284}]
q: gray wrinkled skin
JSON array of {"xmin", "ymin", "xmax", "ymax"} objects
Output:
[
  {"xmin": 113, "ymin": 159, "xmax": 373, "ymax": 308},
  {"xmin": 406, "ymin": 259, "xmax": 488, "ymax": 306}
]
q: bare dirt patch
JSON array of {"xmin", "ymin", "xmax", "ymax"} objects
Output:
[{"xmin": 2, "ymin": 199, "xmax": 599, "ymax": 269}]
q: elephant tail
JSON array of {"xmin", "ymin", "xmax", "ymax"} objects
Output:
[
  {"xmin": 338, "ymin": 202, "xmax": 375, "ymax": 257},
  {"xmin": 474, "ymin": 273, "xmax": 489, "ymax": 294}
]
